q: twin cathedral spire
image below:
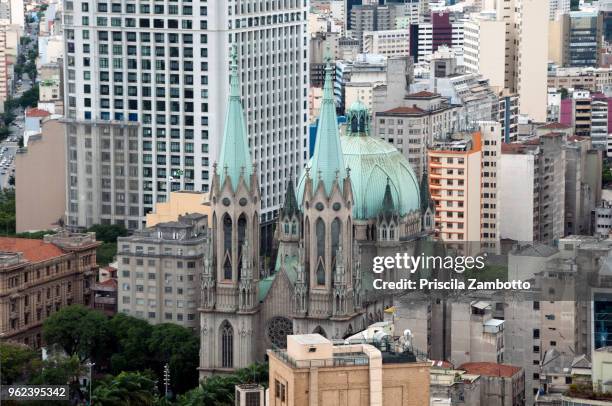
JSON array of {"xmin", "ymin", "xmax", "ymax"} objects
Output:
[{"xmin": 205, "ymin": 47, "xmax": 363, "ymax": 319}]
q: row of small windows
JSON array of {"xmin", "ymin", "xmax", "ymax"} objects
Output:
[
  {"xmin": 121, "ymin": 309, "xmax": 196, "ymax": 322},
  {"xmin": 83, "ymin": 3, "xmax": 195, "ymax": 14}
]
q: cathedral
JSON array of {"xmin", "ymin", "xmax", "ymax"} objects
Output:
[{"xmin": 199, "ymin": 50, "xmax": 428, "ymax": 377}]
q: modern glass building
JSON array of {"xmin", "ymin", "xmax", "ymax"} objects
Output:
[
  {"xmin": 593, "ymin": 292, "xmax": 612, "ymax": 350},
  {"xmin": 567, "ymin": 11, "xmax": 602, "ymax": 67}
]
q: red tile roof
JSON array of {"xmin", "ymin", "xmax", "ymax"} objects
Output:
[
  {"xmin": 406, "ymin": 91, "xmax": 437, "ymax": 98},
  {"xmin": 382, "ymin": 106, "xmax": 426, "ymax": 115},
  {"xmin": 459, "ymin": 362, "xmax": 522, "ymax": 378},
  {"xmin": 25, "ymin": 108, "xmax": 51, "ymax": 118},
  {"xmin": 501, "ymin": 144, "xmax": 527, "ymax": 154},
  {"xmin": 0, "ymin": 237, "xmax": 65, "ymax": 262}
]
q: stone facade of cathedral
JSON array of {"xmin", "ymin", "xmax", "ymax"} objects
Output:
[{"xmin": 199, "ymin": 52, "xmax": 428, "ymax": 378}]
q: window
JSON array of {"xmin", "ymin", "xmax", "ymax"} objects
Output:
[
  {"xmin": 221, "ymin": 320, "xmax": 233, "ymax": 368},
  {"xmin": 316, "ymin": 218, "xmax": 325, "ymax": 285}
]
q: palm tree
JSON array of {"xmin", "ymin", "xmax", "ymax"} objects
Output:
[{"xmin": 92, "ymin": 371, "xmax": 156, "ymax": 405}]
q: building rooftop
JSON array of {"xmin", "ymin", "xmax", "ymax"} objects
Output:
[
  {"xmin": 25, "ymin": 108, "xmax": 51, "ymax": 118},
  {"xmin": 290, "ymin": 334, "xmax": 329, "ymax": 345},
  {"xmin": 382, "ymin": 106, "xmax": 426, "ymax": 115},
  {"xmin": 0, "ymin": 237, "xmax": 64, "ymax": 263},
  {"xmin": 540, "ymin": 122, "xmax": 571, "ymax": 130},
  {"xmin": 406, "ymin": 90, "xmax": 438, "ymax": 98},
  {"xmin": 459, "ymin": 362, "xmax": 522, "ymax": 378},
  {"xmin": 510, "ymin": 243, "xmax": 559, "ymax": 257}
]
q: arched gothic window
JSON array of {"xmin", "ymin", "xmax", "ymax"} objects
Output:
[
  {"xmin": 316, "ymin": 218, "xmax": 326, "ymax": 285},
  {"xmin": 313, "ymin": 325, "xmax": 327, "ymax": 338},
  {"xmin": 331, "ymin": 218, "xmax": 341, "ymax": 272},
  {"xmin": 221, "ymin": 320, "xmax": 233, "ymax": 368},
  {"xmin": 223, "ymin": 215, "xmax": 232, "ymax": 280},
  {"xmin": 237, "ymin": 214, "xmax": 247, "ymax": 278}
]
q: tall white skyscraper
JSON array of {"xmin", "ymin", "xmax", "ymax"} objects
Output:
[{"xmin": 63, "ymin": 0, "xmax": 308, "ymax": 230}]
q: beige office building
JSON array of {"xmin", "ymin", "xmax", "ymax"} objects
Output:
[
  {"xmin": 268, "ymin": 334, "xmax": 430, "ymax": 406},
  {"xmin": 362, "ymin": 29, "xmax": 410, "ymax": 58},
  {"xmin": 496, "ymin": 0, "xmax": 549, "ymax": 122},
  {"xmin": 117, "ymin": 213, "xmax": 207, "ymax": 330},
  {"xmin": 16, "ymin": 119, "xmax": 66, "ymax": 233},
  {"xmin": 374, "ymin": 91, "xmax": 462, "ymax": 180},
  {"xmin": 463, "ymin": 12, "xmax": 506, "ymax": 91},
  {"xmin": 144, "ymin": 190, "xmax": 210, "ymax": 227}
]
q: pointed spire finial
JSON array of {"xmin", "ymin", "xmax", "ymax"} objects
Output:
[
  {"xmin": 323, "ymin": 45, "xmax": 333, "ymax": 65},
  {"xmin": 229, "ymin": 44, "xmax": 240, "ymax": 99},
  {"xmin": 282, "ymin": 175, "xmax": 299, "ymax": 218},
  {"xmin": 216, "ymin": 43, "xmax": 253, "ymax": 192}
]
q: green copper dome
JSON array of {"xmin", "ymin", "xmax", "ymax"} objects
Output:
[
  {"xmin": 298, "ymin": 100, "xmax": 420, "ymax": 219},
  {"xmin": 340, "ymin": 135, "xmax": 420, "ymax": 219}
]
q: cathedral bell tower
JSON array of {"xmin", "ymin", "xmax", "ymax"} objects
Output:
[
  {"xmin": 210, "ymin": 46, "xmax": 260, "ymax": 313},
  {"xmin": 298, "ymin": 61, "xmax": 354, "ymax": 319}
]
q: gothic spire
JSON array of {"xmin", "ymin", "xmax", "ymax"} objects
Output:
[
  {"xmin": 420, "ymin": 170, "xmax": 433, "ymax": 213},
  {"xmin": 381, "ymin": 179, "xmax": 397, "ymax": 221},
  {"xmin": 282, "ymin": 176, "xmax": 299, "ymax": 218},
  {"xmin": 217, "ymin": 45, "xmax": 253, "ymax": 191},
  {"xmin": 308, "ymin": 61, "xmax": 345, "ymax": 196}
]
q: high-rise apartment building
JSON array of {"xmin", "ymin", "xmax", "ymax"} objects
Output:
[
  {"xmin": 411, "ymin": 12, "xmax": 464, "ymax": 63},
  {"xmin": 427, "ymin": 123, "xmax": 501, "ymax": 247},
  {"xmin": 496, "ymin": 0, "xmax": 549, "ymax": 122},
  {"xmin": 350, "ymin": 4, "xmax": 393, "ymax": 49},
  {"xmin": 500, "ymin": 130, "xmax": 567, "ymax": 243},
  {"xmin": 0, "ymin": 0, "xmax": 24, "ymax": 28},
  {"xmin": 559, "ymin": 90, "xmax": 612, "ymax": 153},
  {"xmin": 463, "ymin": 11, "xmax": 506, "ymax": 91},
  {"xmin": 63, "ymin": 0, "xmax": 308, "ymax": 230}
]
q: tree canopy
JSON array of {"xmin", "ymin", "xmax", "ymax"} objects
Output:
[
  {"xmin": 88, "ymin": 223, "xmax": 129, "ymax": 243},
  {"xmin": 42, "ymin": 306, "xmax": 200, "ymax": 396},
  {"xmin": 92, "ymin": 371, "xmax": 157, "ymax": 406},
  {"xmin": 42, "ymin": 304, "xmax": 111, "ymax": 363}
]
